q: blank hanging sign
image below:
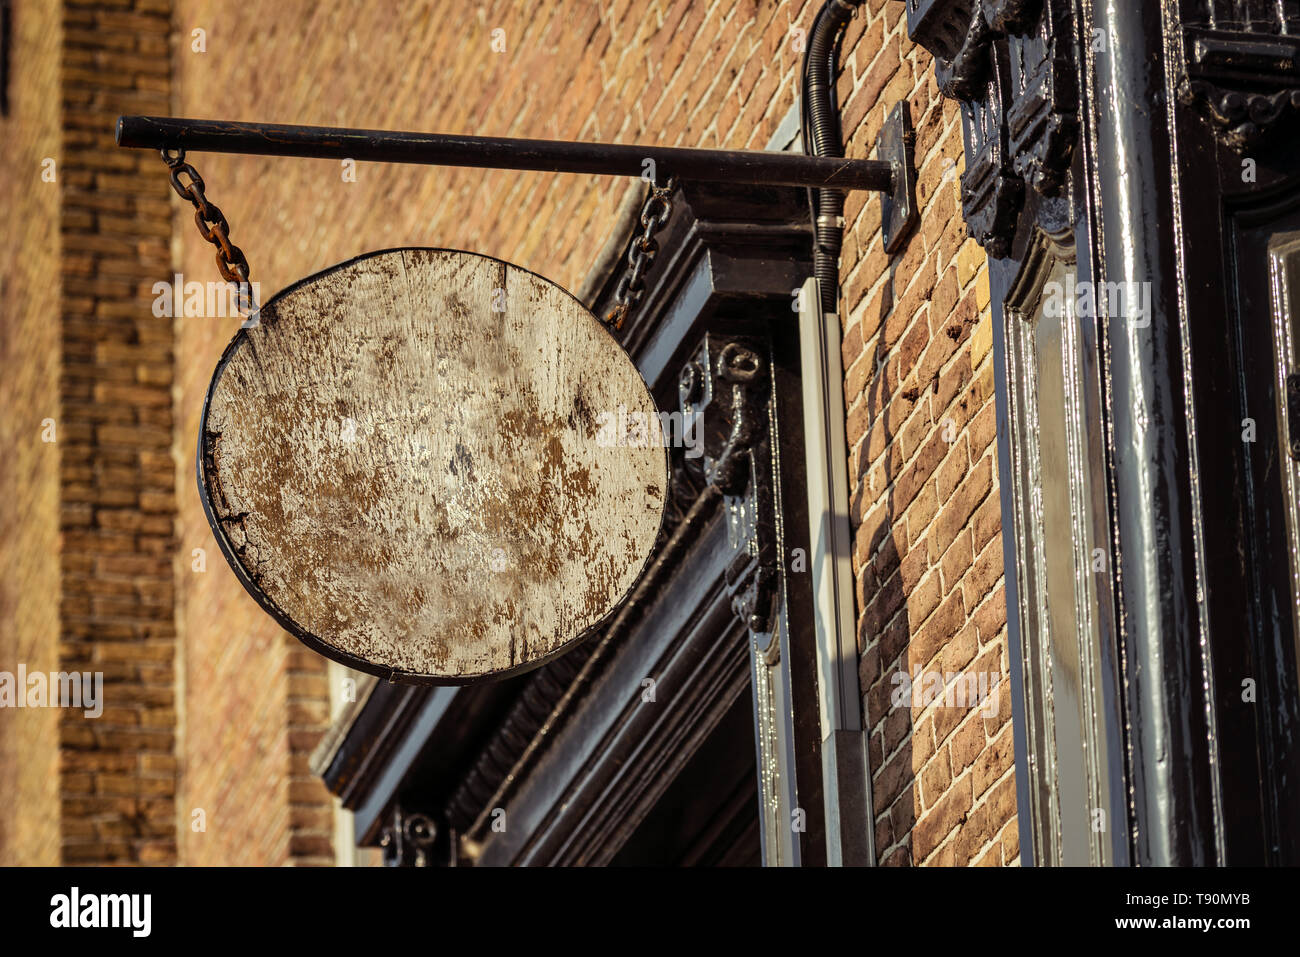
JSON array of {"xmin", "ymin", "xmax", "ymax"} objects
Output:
[{"xmin": 198, "ymin": 247, "xmax": 667, "ymax": 684}]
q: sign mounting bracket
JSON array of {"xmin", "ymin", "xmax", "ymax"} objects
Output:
[{"xmin": 115, "ymin": 114, "xmax": 917, "ymax": 215}]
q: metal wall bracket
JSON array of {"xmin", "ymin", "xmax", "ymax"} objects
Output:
[
  {"xmin": 119, "ymin": 113, "xmax": 920, "ymax": 256},
  {"xmin": 117, "ymin": 116, "xmax": 896, "ymax": 193},
  {"xmin": 877, "ymin": 102, "xmax": 919, "ymax": 254}
]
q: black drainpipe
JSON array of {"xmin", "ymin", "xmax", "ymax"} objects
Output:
[{"xmin": 802, "ymin": 0, "xmax": 865, "ymax": 317}]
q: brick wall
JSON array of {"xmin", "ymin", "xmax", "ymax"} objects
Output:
[
  {"xmin": 0, "ymin": 0, "xmax": 63, "ymax": 867},
  {"xmin": 57, "ymin": 0, "xmax": 179, "ymax": 865},
  {"xmin": 2, "ymin": 0, "xmax": 1015, "ymax": 865},
  {"xmin": 285, "ymin": 642, "xmax": 334, "ymax": 865},
  {"xmin": 838, "ymin": 1, "xmax": 1017, "ymax": 865}
]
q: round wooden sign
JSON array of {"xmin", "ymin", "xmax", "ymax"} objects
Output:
[{"xmin": 198, "ymin": 248, "xmax": 667, "ymax": 684}]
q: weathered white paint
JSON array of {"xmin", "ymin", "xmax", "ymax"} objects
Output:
[{"xmin": 202, "ymin": 248, "xmax": 666, "ymax": 681}]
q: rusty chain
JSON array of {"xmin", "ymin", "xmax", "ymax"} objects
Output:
[
  {"xmin": 160, "ymin": 145, "xmax": 668, "ymax": 330},
  {"xmin": 160, "ymin": 147, "xmax": 259, "ymax": 318},
  {"xmin": 605, "ymin": 176, "xmax": 677, "ymax": 331}
]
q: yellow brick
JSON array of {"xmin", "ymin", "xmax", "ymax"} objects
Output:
[
  {"xmin": 971, "ymin": 314, "xmax": 993, "ymax": 369},
  {"xmin": 956, "ymin": 237, "xmax": 984, "ymax": 288}
]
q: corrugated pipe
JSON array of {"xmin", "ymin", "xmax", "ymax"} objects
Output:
[{"xmin": 802, "ymin": 0, "xmax": 864, "ymax": 317}]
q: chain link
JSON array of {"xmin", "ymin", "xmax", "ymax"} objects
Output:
[
  {"xmin": 605, "ymin": 176, "xmax": 677, "ymax": 331},
  {"xmin": 160, "ymin": 147, "xmax": 259, "ymax": 318}
]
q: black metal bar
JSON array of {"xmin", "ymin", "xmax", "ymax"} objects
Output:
[{"xmin": 116, "ymin": 115, "xmax": 895, "ymax": 192}]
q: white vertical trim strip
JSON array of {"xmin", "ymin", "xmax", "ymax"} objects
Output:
[{"xmin": 798, "ymin": 277, "xmax": 875, "ymax": 865}]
